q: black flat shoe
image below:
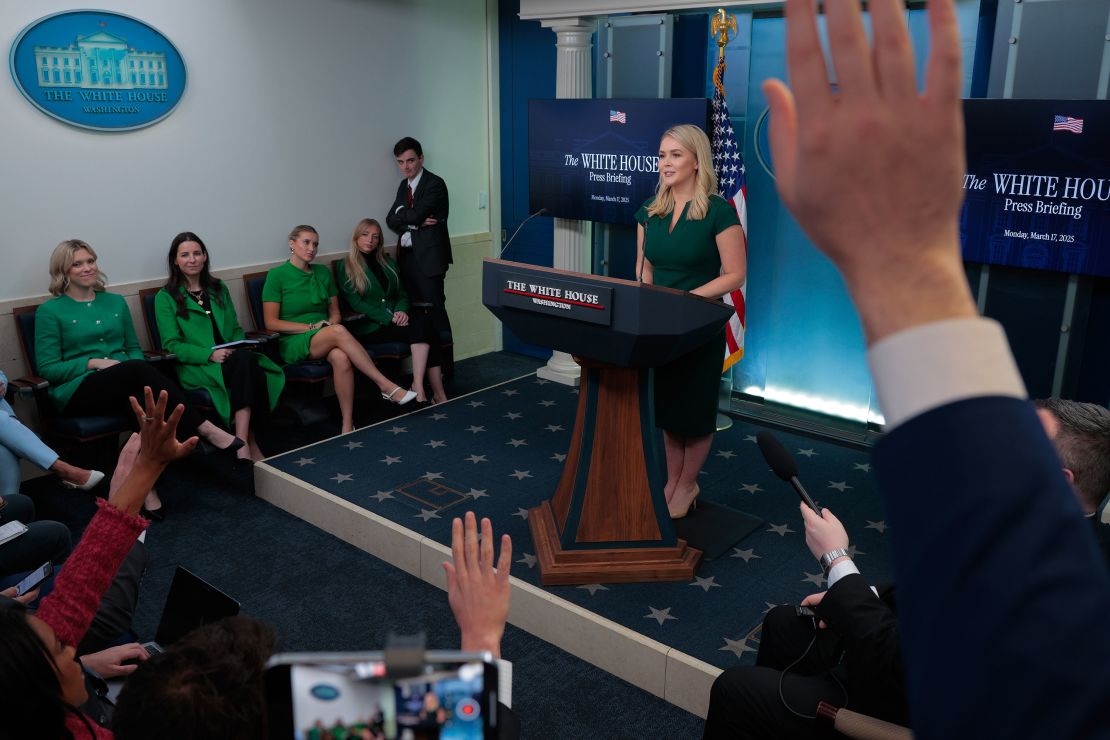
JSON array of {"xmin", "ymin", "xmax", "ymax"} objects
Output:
[
  {"xmin": 199, "ymin": 436, "xmax": 247, "ymax": 456},
  {"xmin": 141, "ymin": 505, "xmax": 166, "ymax": 522},
  {"xmin": 234, "ymin": 457, "xmax": 256, "ymax": 470}
]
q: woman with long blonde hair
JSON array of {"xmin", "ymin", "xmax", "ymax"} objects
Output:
[
  {"xmin": 337, "ymin": 218, "xmax": 446, "ymax": 405},
  {"xmin": 635, "ymin": 124, "xmax": 747, "ymax": 518}
]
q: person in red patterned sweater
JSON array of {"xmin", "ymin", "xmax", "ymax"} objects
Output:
[{"xmin": 0, "ymin": 387, "xmax": 196, "ymax": 739}]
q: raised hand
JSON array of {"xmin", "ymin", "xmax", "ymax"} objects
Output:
[
  {"xmin": 762, "ymin": 0, "xmax": 975, "ymax": 344},
  {"xmin": 442, "ymin": 511, "xmax": 512, "ymax": 659},
  {"xmin": 127, "ymin": 386, "xmax": 198, "ymax": 467}
]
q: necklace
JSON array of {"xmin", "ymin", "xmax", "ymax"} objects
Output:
[{"xmin": 186, "ymin": 287, "xmax": 211, "ymax": 315}]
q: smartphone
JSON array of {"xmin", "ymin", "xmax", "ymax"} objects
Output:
[
  {"xmin": 0, "ymin": 519, "xmax": 29, "ymax": 546},
  {"xmin": 265, "ymin": 650, "xmax": 498, "ymax": 739},
  {"xmin": 15, "ymin": 561, "xmax": 53, "ymax": 596},
  {"xmin": 795, "ymin": 605, "xmax": 818, "ymax": 619}
]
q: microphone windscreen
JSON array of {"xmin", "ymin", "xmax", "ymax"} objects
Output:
[{"xmin": 756, "ymin": 431, "xmax": 798, "ymax": 481}]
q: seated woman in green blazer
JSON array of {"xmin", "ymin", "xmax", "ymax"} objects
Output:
[
  {"xmin": 337, "ymin": 218, "xmax": 447, "ymax": 405},
  {"xmin": 262, "ymin": 225, "xmax": 414, "ymax": 435},
  {"xmin": 155, "ymin": 232, "xmax": 286, "ymax": 464}
]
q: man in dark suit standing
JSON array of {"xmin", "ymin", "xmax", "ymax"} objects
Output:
[{"xmin": 386, "ymin": 137, "xmax": 452, "ymax": 398}]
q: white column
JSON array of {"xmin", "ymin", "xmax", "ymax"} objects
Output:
[{"xmin": 536, "ymin": 19, "xmax": 594, "ymax": 386}]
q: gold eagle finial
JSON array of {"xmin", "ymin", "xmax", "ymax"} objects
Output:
[{"xmin": 712, "ymin": 9, "xmax": 737, "ymax": 59}]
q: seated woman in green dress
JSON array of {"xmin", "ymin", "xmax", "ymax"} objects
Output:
[
  {"xmin": 262, "ymin": 225, "xmax": 415, "ymax": 434},
  {"xmin": 337, "ymin": 218, "xmax": 448, "ymax": 405},
  {"xmin": 635, "ymin": 124, "xmax": 747, "ymax": 519},
  {"xmin": 155, "ymin": 232, "xmax": 286, "ymax": 464}
]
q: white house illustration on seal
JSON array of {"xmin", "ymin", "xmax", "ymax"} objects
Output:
[{"xmin": 34, "ymin": 31, "xmax": 167, "ymax": 90}]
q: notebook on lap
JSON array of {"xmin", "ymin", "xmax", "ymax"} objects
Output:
[{"xmin": 142, "ymin": 566, "xmax": 240, "ymax": 655}]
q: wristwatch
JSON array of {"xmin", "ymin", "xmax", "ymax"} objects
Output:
[{"xmin": 819, "ymin": 548, "xmax": 851, "ymax": 573}]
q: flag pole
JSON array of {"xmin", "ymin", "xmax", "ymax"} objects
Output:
[{"xmin": 712, "ymin": 8, "xmax": 739, "ymax": 433}]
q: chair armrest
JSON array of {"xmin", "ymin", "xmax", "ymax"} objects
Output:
[
  {"xmin": 144, "ymin": 350, "xmax": 177, "ymax": 362},
  {"xmin": 246, "ymin": 330, "xmax": 280, "ymax": 342},
  {"xmin": 10, "ymin": 376, "xmax": 49, "ymax": 395}
]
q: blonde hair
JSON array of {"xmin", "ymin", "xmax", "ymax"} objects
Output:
[
  {"xmin": 48, "ymin": 239, "xmax": 107, "ymax": 296},
  {"xmin": 342, "ymin": 218, "xmax": 397, "ymax": 295},
  {"xmin": 646, "ymin": 124, "xmax": 718, "ymax": 221}
]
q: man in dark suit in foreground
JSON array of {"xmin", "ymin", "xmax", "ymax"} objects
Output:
[
  {"xmin": 757, "ymin": 1, "xmax": 1110, "ymax": 737},
  {"xmin": 386, "ymin": 136, "xmax": 452, "ymax": 402}
]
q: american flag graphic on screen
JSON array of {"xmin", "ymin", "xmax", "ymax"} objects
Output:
[
  {"xmin": 609, "ymin": 110, "xmax": 627, "ymax": 124},
  {"xmin": 1053, "ymin": 115, "xmax": 1084, "ymax": 134},
  {"xmin": 711, "ymin": 57, "xmax": 747, "ymax": 371}
]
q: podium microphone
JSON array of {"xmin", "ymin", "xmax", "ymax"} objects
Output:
[
  {"xmin": 500, "ymin": 208, "xmax": 548, "ymax": 258},
  {"xmin": 756, "ymin": 430, "xmax": 822, "ymax": 513}
]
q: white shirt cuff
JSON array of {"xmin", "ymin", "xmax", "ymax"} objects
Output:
[
  {"xmin": 400, "ymin": 232, "xmax": 412, "ymax": 247},
  {"xmin": 497, "ymin": 658, "xmax": 512, "ymax": 708},
  {"xmin": 867, "ymin": 317, "xmax": 1026, "ymax": 430},
  {"xmin": 826, "ymin": 558, "xmax": 860, "ymax": 589}
]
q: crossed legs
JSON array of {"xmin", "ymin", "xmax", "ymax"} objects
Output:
[{"xmin": 309, "ymin": 324, "xmax": 406, "ymax": 433}]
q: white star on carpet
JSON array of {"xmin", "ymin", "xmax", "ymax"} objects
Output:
[
  {"xmin": 423, "ymin": 471, "xmax": 444, "ymax": 481},
  {"xmin": 797, "ymin": 448, "xmax": 818, "ymax": 457},
  {"xmin": 509, "ymin": 470, "xmax": 532, "ymax": 480},
  {"xmin": 744, "ymin": 434, "xmax": 758, "ymax": 443},
  {"xmin": 416, "ymin": 509, "xmax": 441, "ymax": 522},
  {"xmin": 731, "ymin": 548, "xmax": 760, "ymax": 562},
  {"xmin": 370, "ymin": 490, "xmax": 394, "ymax": 503},
  {"xmin": 544, "ymin": 424, "xmax": 564, "ymax": 432},
  {"xmin": 740, "ymin": 483, "xmax": 763, "ymax": 494},
  {"xmin": 506, "ymin": 438, "xmax": 528, "ymax": 447},
  {"xmin": 716, "ymin": 450, "xmax": 736, "ymax": 459},
  {"xmin": 516, "ymin": 553, "xmax": 537, "ymax": 568},
  {"xmin": 847, "ymin": 545, "xmax": 866, "ymax": 558},
  {"xmin": 330, "ymin": 473, "xmax": 353, "ymax": 483},
  {"xmin": 513, "ymin": 508, "xmax": 530, "ymax": 520},
  {"xmin": 767, "ymin": 523, "xmax": 794, "ymax": 536},
  {"xmin": 854, "ymin": 462, "xmax": 871, "ymax": 472},
  {"xmin": 293, "ymin": 457, "xmax": 315, "ymax": 466},
  {"xmin": 466, "ymin": 425, "xmax": 486, "ymax": 434},
  {"xmin": 828, "ymin": 481, "xmax": 852, "ymax": 492},
  {"xmin": 502, "ymin": 389, "xmax": 519, "ymax": 396},
  {"xmin": 431, "ymin": 412, "xmax": 448, "ymax": 421},
  {"xmin": 691, "ymin": 576, "xmax": 722, "ymax": 592},
  {"xmin": 386, "ymin": 426, "xmax": 407, "ymax": 435},
  {"xmin": 467, "ymin": 400, "xmax": 485, "ymax": 408},
  {"xmin": 425, "ymin": 440, "xmax": 446, "ymax": 449},
  {"xmin": 802, "ymin": 571, "xmax": 826, "ymax": 587},
  {"xmin": 578, "ymin": 583, "xmax": 609, "ymax": 596},
  {"xmin": 504, "ymin": 411, "xmax": 523, "ymax": 420},
  {"xmin": 763, "ymin": 602, "xmax": 779, "ymax": 614},
  {"xmin": 380, "ymin": 455, "xmax": 401, "ymax": 466},
  {"xmin": 343, "ymin": 441, "xmax": 362, "ymax": 450},
  {"xmin": 864, "ymin": 520, "xmax": 887, "ymax": 533},
  {"xmin": 719, "ymin": 637, "xmax": 757, "ymax": 658},
  {"xmin": 538, "ymin": 400, "xmax": 556, "ymax": 407},
  {"xmin": 534, "ymin": 378, "xmax": 549, "ymax": 384},
  {"xmin": 465, "ymin": 454, "xmax": 487, "ymax": 464},
  {"xmin": 551, "ymin": 452, "xmax": 567, "ymax": 462},
  {"xmin": 645, "ymin": 606, "xmax": 677, "ymax": 626},
  {"xmin": 466, "ymin": 488, "xmax": 489, "ymax": 500}
]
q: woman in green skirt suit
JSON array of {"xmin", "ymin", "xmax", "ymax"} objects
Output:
[
  {"xmin": 262, "ymin": 225, "xmax": 414, "ymax": 434},
  {"xmin": 155, "ymin": 232, "xmax": 286, "ymax": 463},
  {"xmin": 635, "ymin": 124, "xmax": 747, "ymax": 519}
]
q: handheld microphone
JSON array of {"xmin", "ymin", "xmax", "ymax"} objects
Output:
[
  {"xmin": 500, "ymin": 208, "xmax": 548, "ymax": 258},
  {"xmin": 756, "ymin": 431, "xmax": 822, "ymax": 513}
]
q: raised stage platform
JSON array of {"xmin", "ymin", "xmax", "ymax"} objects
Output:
[{"xmin": 254, "ymin": 372, "xmax": 893, "ymax": 718}]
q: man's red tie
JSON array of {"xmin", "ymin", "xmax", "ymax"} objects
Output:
[{"xmin": 406, "ymin": 184, "xmax": 414, "ymax": 208}]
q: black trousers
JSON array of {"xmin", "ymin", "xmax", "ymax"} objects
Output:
[
  {"xmin": 66, "ymin": 360, "xmax": 206, "ymax": 440},
  {"xmin": 0, "ymin": 493, "xmax": 72, "ymax": 575},
  {"xmin": 77, "ymin": 540, "xmax": 147, "ymax": 655},
  {"xmin": 361, "ymin": 323, "xmax": 441, "ymax": 368},
  {"xmin": 703, "ymin": 606, "xmax": 848, "ymax": 740},
  {"xmin": 221, "ymin": 349, "xmax": 269, "ymax": 417},
  {"xmin": 397, "ymin": 248, "xmax": 452, "ymax": 354}
]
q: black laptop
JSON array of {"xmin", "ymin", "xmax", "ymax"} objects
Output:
[{"xmin": 142, "ymin": 567, "xmax": 240, "ymax": 654}]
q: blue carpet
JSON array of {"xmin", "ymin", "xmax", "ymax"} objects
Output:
[{"xmin": 267, "ymin": 372, "xmax": 894, "ymax": 671}]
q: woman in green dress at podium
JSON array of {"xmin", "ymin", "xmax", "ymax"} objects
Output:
[{"xmin": 635, "ymin": 124, "xmax": 747, "ymax": 519}]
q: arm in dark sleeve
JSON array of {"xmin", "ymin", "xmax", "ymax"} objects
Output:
[
  {"xmin": 390, "ymin": 175, "xmax": 448, "ymax": 227},
  {"xmin": 385, "ymin": 182, "xmax": 407, "ymax": 235},
  {"xmin": 817, "ymin": 573, "xmax": 902, "ymax": 683}
]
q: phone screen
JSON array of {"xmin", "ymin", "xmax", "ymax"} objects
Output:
[
  {"xmin": 15, "ymin": 561, "xmax": 52, "ymax": 596},
  {"xmin": 266, "ymin": 653, "xmax": 496, "ymax": 740}
]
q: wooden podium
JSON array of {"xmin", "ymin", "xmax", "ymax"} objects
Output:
[{"xmin": 483, "ymin": 259, "xmax": 733, "ymax": 584}]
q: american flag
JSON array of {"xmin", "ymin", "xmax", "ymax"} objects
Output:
[
  {"xmin": 1053, "ymin": 115, "xmax": 1084, "ymax": 134},
  {"xmin": 609, "ymin": 109, "xmax": 626, "ymax": 124},
  {"xmin": 711, "ymin": 57, "xmax": 747, "ymax": 372}
]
